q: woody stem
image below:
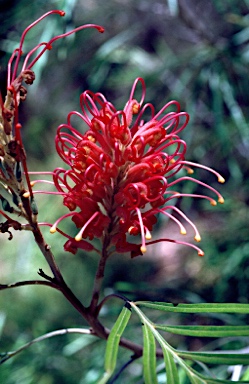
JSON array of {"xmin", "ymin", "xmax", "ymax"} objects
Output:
[
  {"xmin": 31, "ymin": 221, "xmax": 108, "ymax": 339},
  {"xmin": 88, "ymin": 233, "xmax": 110, "ymax": 315},
  {"xmin": 88, "ymin": 188, "xmax": 117, "ymax": 315}
]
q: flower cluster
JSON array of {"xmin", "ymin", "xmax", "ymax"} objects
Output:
[
  {"xmin": 1, "ymin": 11, "xmax": 223, "ymax": 257},
  {"xmin": 0, "ymin": 10, "xmax": 104, "ymax": 236},
  {"xmin": 39, "ymin": 78, "xmax": 224, "ymax": 257}
]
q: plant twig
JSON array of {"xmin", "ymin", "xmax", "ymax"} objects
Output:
[
  {"xmin": 0, "ymin": 279, "xmax": 58, "ymax": 290},
  {"xmin": 31, "ymin": 222, "xmax": 65, "ymax": 284},
  {"xmin": 88, "ymin": 233, "xmax": 111, "ymax": 315},
  {"xmin": 0, "ymin": 327, "xmax": 92, "ymax": 364}
]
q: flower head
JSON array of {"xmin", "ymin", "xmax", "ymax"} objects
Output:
[
  {"xmin": 0, "ymin": 10, "xmax": 104, "ymax": 231},
  {"xmin": 40, "ymin": 78, "xmax": 224, "ymax": 257}
]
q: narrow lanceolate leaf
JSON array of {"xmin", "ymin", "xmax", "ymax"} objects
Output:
[
  {"xmin": 142, "ymin": 322, "xmax": 158, "ymax": 384},
  {"xmin": 131, "ymin": 302, "xmax": 180, "ymax": 383},
  {"xmin": 177, "ymin": 350, "xmax": 249, "ymax": 365},
  {"xmin": 163, "ymin": 348, "xmax": 180, "ymax": 384},
  {"xmin": 155, "ymin": 324, "xmax": 249, "ymax": 337},
  {"xmin": 105, "ymin": 303, "xmax": 132, "ymax": 373},
  {"xmin": 186, "ymin": 364, "xmax": 249, "ymax": 384},
  {"xmin": 135, "ymin": 301, "xmax": 249, "ymax": 314},
  {"xmin": 205, "ymin": 379, "xmax": 249, "ymax": 384},
  {"xmin": 131, "ymin": 303, "xmax": 249, "ymax": 384},
  {"xmin": 186, "ymin": 371, "xmax": 206, "ymax": 384},
  {"xmin": 132, "ymin": 303, "xmax": 183, "ymax": 384},
  {"xmin": 99, "ymin": 303, "xmax": 132, "ymax": 384}
]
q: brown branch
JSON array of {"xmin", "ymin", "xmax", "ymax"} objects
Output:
[
  {"xmin": 0, "ymin": 198, "xmax": 149, "ymax": 356},
  {"xmin": 88, "ymin": 214, "xmax": 115, "ymax": 315},
  {"xmin": 0, "ymin": 279, "xmax": 58, "ymax": 290},
  {"xmin": 31, "ymin": 222, "xmax": 67, "ymax": 284},
  {"xmin": 29, "ymin": 222, "xmax": 108, "ymax": 339},
  {"xmin": 88, "ymin": 249, "xmax": 109, "ymax": 315}
]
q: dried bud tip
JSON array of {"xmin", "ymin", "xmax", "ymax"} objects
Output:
[
  {"xmin": 75, "ymin": 234, "xmax": 82, "ymax": 242},
  {"xmin": 187, "ymin": 168, "xmax": 194, "ymax": 174},
  {"xmin": 210, "ymin": 199, "xmax": 217, "ymax": 206},
  {"xmin": 140, "ymin": 245, "xmax": 147, "ymax": 253},
  {"xmin": 194, "ymin": 234, "xmax": 201, "ymax": 242},
  {"xmin": 97, "ymin": 26, "xmax": 105, "ymax": 33},
  {"xmin": 22, "ymin": 70, "xmax": 35, "ymax": 85},
  {"xmin": 218, "ymin": 176, "xmax": 225, "ymax": 183},
  {"xmin": 50, "ymin": 226, "xmax": 57, "ymax": 234},
  {"xmin": 145, "ymin": 232, "xmax": 152, "ymax": 240}
]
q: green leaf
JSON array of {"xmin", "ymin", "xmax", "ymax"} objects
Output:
[
  {"xmin": 130, "ymin": 303, "xmax": 249, "ymax": 384},
  {"xmin": 205, "ymin": 379, "xmax": 249, "ymax": 384},
  {"xmin": 155, "ymin": 324, "xmax": 249, "ymax": 337},
  {"xmin": 98, "ymin": 303, "xmax": 132, "ymax": 384},
  {"xmin": 131, "ymin": 302, "xmax": 184, "ymax": 383},
  {"xmin": 135, "ymin": 301, "xmax": 249, "ymax": 314},
  {"xmin": 178, "ymin": 350, "xmax": 249, "ymax": 365},
  {"xmin": 163, "ymin": 348, "xmax": 180, "ymax": 384},
  {"xmin": 142, "ymin": 322, "xmax": 158, "ymax": 384}
]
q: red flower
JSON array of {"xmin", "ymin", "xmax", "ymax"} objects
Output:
[
  {"xmin": 0, "ymin": 10, "xmax": 104, "ymax": 223},
  {"xmin": 41, "ymin": 78, "xmax": 224, "ymax": 256}
]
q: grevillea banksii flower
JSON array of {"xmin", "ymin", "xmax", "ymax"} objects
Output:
[
  {"xmin": 34, "ymin": 78, "xmax": 225, "ymax": 257},
  {"xmin": 0, "ymin": 10, "xmax": 104, "ymax": 231}
]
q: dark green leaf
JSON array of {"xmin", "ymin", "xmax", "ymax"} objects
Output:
[
  {"xmin": 178, "ymin": 350, "xmax": 249, "ymax": 365},
  {"xmin": 136, "ymin": 302, "xmax": 249, "ymax": 314},
  {"xmin": 99, "ymin": 304, "xmax": 132, "ymax": 383},
  {"xmin": 163, "ymin": 348, "xmax": 180, "ymax": 384},
  {"xmin": 142, "ymin": 322, "xmax": 158, "ymax": 384},
  {"xmin": 155, "ymin": 324, "xmax": 249, "ymax": 337}
]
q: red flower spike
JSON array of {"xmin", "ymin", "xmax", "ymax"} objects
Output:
[
  {"xmin": 0, "ymin": 11, "xmax": 104, "ymax": 226},
  {"xmin": 7, "ymin": 11, "xmax": 104, "ymax": 93},
  {"xmin": 10, "ymin": 10, "xmax": 66, "ymax": 85},
  {"xmin": 33, "ymin": 79, "xmax": 224, "ymax": 256}
]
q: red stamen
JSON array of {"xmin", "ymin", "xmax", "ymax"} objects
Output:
[
  {"xmin": 26, "ymin": 24, "xmax": 104, "ymax": 72},
  {"xmin": 158, "ymin": 209, "xmax": 187, "ymax": 235},
  {"xmin": 168, "ymin": 176, "xmax": 224, "ymax": 203},
  {"xmin": 136, "ymin": 208, "xmax": 146, "ymax": 253},
  {"xmin": 50, "ymin": 212, "xmax": 75, "ymax": 233},
  {"xmin": 179, "ymin": 160, "xmax": 225, "ymax": 183},
  {"xmin": 75, "ymin": 212, "xmax": 99, "ymax": 241},
  {"xmin": 11, "ymin": 10, "xmax": 65, "ymax": 82},
  {"xmin": 7, "ymin": 49, "xmax": 20, "ymax": 87},
  {"xmin": 147, "ymin": 238, "xmax": 204, "ymax": 257},
  {"xmin": 21, "ymin": 42, "xmax": 50, "ymax": 72},
  {"xmin": 159, "ymin": 206, "xmax": 201, "ymax": 241}
]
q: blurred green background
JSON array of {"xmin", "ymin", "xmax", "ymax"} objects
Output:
[{"xmin": 0, "ymin": 0, "xmax": 249, "ymax": 382}]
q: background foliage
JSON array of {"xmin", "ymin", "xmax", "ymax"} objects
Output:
[{"xmin": 0, "ymin": 0, "xmax": 249, "ymax": 382}]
